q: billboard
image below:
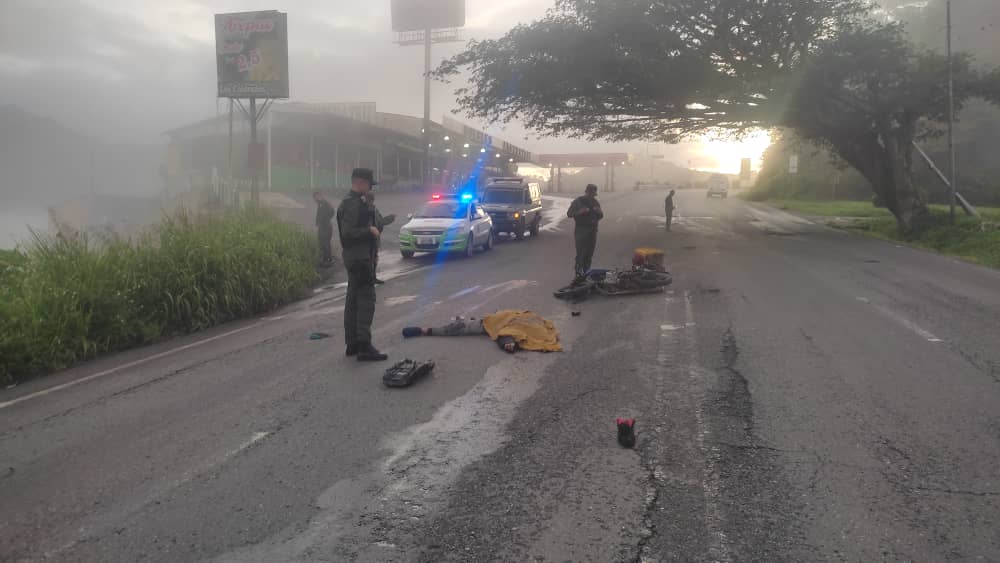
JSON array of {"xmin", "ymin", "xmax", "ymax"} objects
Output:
[
  {"xmin": 215, "ymin": 11, "xmax": 289, "ymax": 99},
  {"xmin": 391, "ymin": 0, "xmax": 465, "ymax": 32}
]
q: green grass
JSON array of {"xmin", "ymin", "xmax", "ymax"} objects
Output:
[
  {"xmin": 757, "ymin": 197, "xmax": 1000, "ymax": 221},
  {"xmin": 0, "ymin": 208, "xmax": 319, "ymax": 384},
  {"xmin": 760, "ymin": 199, "xmax": 894, "ymax": 218},
  {"xmin": 754, "ymin": 198, "xmax": 1000, "ymax": 269}
]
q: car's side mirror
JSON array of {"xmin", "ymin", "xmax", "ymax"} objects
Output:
[{"xmin": 407, "ymin": 213, "xmax": 413, "ymax": 220}]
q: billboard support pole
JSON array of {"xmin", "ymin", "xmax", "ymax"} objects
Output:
[
  {"xmin": 423, "ymin": 27, "xmax": 432, "ymax": 185},
  {"xmin": 249, "ymin": 96, "xmax": 259, "ymax": 204},
  {"xmin": 228, "ymin": 98, "xmax": 234, "ymax": 201}
]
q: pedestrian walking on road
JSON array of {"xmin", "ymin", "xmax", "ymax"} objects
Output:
[
  {"xmin": 336, "ymin": 168, "xmax": 388, "ymax": 362},
  {"xmin": 568, "ymin": 184, "xmax": 604, "ymax": 283},
  {"xmin": 365, "ymin": 192, "xmax": 395, "ymax": 285},
  {"xmin": 314, "ymin": 191, "xmax": 335, "ymax": 265},
  {"xmin": 664, "ymin": 189, "xmax": 676, "ymax": 232}
]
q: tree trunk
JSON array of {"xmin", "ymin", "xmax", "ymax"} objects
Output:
[
  {"xmin": 828, "ymin": 129, "xmax": 928, "ymax": 236},
  {"xmin": 879, "ymin": 131, "xmax": 928, "ymax": 236}
]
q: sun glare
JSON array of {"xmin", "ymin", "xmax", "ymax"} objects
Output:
[{"xmin": 694, "ymin": 130, "xmax": 772, "ymax": 174}]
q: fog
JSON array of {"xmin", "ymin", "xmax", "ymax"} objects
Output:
[
  {"xmin": 0, "ymin": 0, "xmax": 718, "ymax": 248},
  {"xmin": 2, "ymin": 0, "xmax": 997, "ymax": 248}
]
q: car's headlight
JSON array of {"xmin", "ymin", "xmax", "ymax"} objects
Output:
[{"xmin": 513, "ymin": 212, "xmax": 521, "ymax": 219}]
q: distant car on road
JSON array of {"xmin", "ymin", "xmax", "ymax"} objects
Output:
[
  {"xmin": 706, "ymin": 174, "xmax": 729, "ymax": 198},
  {"xmin": 480, "ymin": 178, "xmax": 543, "ymax": 239},
  {"xmin": 398, "ymin": 193, "xmax": 494, "ymax": 258}
]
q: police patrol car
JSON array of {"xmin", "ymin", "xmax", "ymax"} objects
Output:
[{"xmin": 398, "ymin": 193, "xmax": 495, "ymax": 258}]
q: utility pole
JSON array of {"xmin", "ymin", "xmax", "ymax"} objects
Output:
[
  {"xmin": 947, "ymin": 0, "xmax": 956, "ymax": 224},
  {"xmin": 423, "ymin": 27, "xmax": 432, "ymax": 184},
  {"xmin": 395, "ymin": 26, "xmax": 462, "ymax": 186}
]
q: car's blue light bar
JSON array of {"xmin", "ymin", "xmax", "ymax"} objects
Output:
[{"xmin": 460, "ymin": 193, "xmax": 474, "ymax": 201}]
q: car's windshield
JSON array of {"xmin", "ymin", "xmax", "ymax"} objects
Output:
[
  {"xmin": 415, "ymin": 201, "xmax": 466, "ymax": 219},
  {"xmin": 483, "ymin": 189, "xmax": 524, "ymax": 204}
]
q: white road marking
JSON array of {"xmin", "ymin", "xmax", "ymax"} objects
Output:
[
  {"xmin": 660, "ymin": 323, "xmax": 695, "ymax": 331},
  {"xmin": 0, "ymin": 322, "xmax": 266, "ymax": 411},
  {"xmin": 227, "ymin": 431, "xmax": 270, "ymax": 458},
  {"xmin": 384, "ymin": 295, "xmax": 418, "ymax": 306},
  {"xmin": 448, "ymin": 285, "xmax": 482, "ymax": 299},
  {"xmin": 869, "ymin": 303, "xmax": 944, "ymax": 343},
  {"xmin": 649, "ymin": 292, "xmax": 732, "ymax": 562}
]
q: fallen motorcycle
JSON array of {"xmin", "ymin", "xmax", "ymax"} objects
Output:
[{"xmin": 554, "ymin": 267, "xmax": 673, "ymax": 300}]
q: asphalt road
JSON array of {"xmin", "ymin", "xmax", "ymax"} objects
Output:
[{"xmin": 2, "ymin": 189, "xmax": 999, "ymax": 562}]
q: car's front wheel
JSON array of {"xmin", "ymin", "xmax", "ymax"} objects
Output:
[
  {"xmin": 464, "ymin": 234, "xmax": 475, "ymax": 258},
  {"xmin": 401, "ymin": 250, "xmax": 415, "ymax": 259},
  {"xmin": 483, "ymin": 231, "xmax": 494, "ymax": 251}
]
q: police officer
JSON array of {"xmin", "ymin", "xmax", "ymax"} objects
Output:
[
  {"xmin": 337, "ymin": 168, "xmax": 388, "ymax": 362},
  {"xmin": 567, "ymin": 183, "xmax": 604, "ymax": 283},
  {"xmin": 314, "ymin": 191, "xmax": 335, "ymax": 265},
  {"xmin": 664, "ymin": 189, "xmax": 676, "ymax": 232}
]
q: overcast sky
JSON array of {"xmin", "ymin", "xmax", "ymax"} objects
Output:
[{"xmin": 0, "ymin": 0, "xmax": 736, "ymax": 167}]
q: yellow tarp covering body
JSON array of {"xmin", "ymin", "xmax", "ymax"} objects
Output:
[{"xmin": 481, "ymin": 310, "xmax": 563, "ymax": 352}]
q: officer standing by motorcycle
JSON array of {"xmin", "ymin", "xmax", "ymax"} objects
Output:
[
  {"xmin": 336, "ymin": 168, "xmax": 388, "ymax": 362},
  {"xmin": 567, "ymin": 183, "xmax": 604, "ymax": 283}
]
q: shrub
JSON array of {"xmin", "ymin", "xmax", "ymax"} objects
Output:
[{"xmin": 0, "ymin": 207, "xmax": 318, "ymax": 384}]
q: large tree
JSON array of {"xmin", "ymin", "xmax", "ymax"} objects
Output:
[{"xmin": 436, "ymin": 0, "xmax": 1000, "ymax": 233}]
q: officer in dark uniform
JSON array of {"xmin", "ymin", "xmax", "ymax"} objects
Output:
[
  {"xmin": 314, "ymin": 191, "xmax": 335, "ymax": 265},
  {"xmin": 664, "ymin": 189, "xmax": 676, "ymax": 231},
  {"xmin": 567, "ymin": 183, "xmax": 604, "ymax": 282},
  {"xmin": 336, "ymin": 168, "xmax": 388, "ymax": 362}
]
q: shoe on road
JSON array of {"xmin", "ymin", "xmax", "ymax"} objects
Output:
[
  {"xmin": 357, "ymin": 344, "xmax": 388, "ymax": 362},
  {"xmin": 383, "ymin": 359, "xmax": 435, "ymax": 387},
  {"xmin": 345, "ymin": 344, "xmax": 359, "ymax": 357}
]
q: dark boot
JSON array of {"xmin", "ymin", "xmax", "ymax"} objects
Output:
[
  {"xmin": 357, "ymin": 343, "xmax": 388, "ymax": 362},
  {"xmin": 345, "ymin": 343, "xmax": 359, "ymax": 357}
]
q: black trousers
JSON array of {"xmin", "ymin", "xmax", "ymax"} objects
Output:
[
  {"xmin": 344, "ymin": 259, "xmax": 376, "ymax": 346},
  {"xmin": 574, "ymin": 229, "xmax": 598, "ymax": 278},
  {"xmin": 318, "ymin": 225, "xmax": 333, "ymax": 262}
]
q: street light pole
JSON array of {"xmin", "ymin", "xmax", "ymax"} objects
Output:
[
  {"xmin": 947, "ymin": 0, "xmax": 956, "ymax": 224},
  {"xmin": 423, "ymin": 27, "xmax": 432, "ymax": 185}
]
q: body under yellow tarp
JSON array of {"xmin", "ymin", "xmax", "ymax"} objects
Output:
[{"xmin": 481, "ymin": 310, "xmax": 563, "ymax": 352}]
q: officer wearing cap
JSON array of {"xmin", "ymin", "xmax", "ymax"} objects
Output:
[
  {"xmin": 336, "ymin": 168, "xmax": 388, "ymax": 362},
  {"xmin": 567, "ymin": 183, "xmax": 604, "ymax": 283}
]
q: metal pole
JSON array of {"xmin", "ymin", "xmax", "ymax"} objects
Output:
[
  {"xmin": 249, "ymin": 97, "xmax": 259, "ymax": 203},
  {"xmin": 309, "ymin": 135, "xmax": 315, "ymax": 190},
  {"xmin": 334, "ymin": 143, "xmax": 339, "ymax": 189},
  {"xmin": 947, "ymin": 0, "xmax": 956, "ymax": 224},
  {"xmin": 423, "ymin": 27, "xmax": 432, "ymax": 185},
  {"xmin": 227, "ymin": 99, "xmax": 234, "ymax": 190},
  {"xmin": 267, "ymin": 105, "xmax": 273, "ymax": 192}
]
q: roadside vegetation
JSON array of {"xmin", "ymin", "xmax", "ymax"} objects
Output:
[
  {"xmin": 0, "ymin": 208, "xmax": 318, "ymax": 385},
  {"xmin": 747, "ymin": 196, "xmax": 1000, "ymax": 269}
]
